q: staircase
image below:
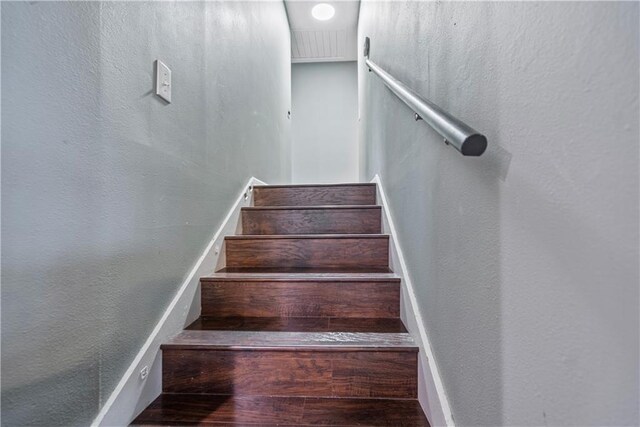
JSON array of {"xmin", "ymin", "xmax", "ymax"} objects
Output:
[{"xmin": 132, "ymin": 183, "xmax": 430, "ymax": 426}]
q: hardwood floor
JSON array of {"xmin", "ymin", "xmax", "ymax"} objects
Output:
[
  {"xmin": 132, "ymin": 395, "xmax": 430, "ymax": 426},
  {"xmin": 132, "ymin": 183, "xmax": 429, "ymax": 426},
  {"xmin": 216, "ymin": 266, "xmax": 394, "ymax": 273}
]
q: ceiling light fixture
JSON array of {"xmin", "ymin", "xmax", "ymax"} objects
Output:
[{"xmin": 311, "ymin": 3, "xmax": 335, "ymax": 21}]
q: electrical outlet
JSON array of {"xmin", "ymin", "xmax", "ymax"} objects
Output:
[{"xmin": 140, "ymin": 365, "xmax": 149, "ymax": 380}]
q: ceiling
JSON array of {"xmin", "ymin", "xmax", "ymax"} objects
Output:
[{"xmin": 284, "ymin": 0, "xmax": 360, "ymax": 63}]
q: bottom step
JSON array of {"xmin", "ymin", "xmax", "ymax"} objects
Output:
[
  {"xmin": 132, "ymin": 394, "xmax": 430, "ymax": 426},
  {"xmin": 161, "ymin": 331, "xmax": 418, "ymax": 399}
]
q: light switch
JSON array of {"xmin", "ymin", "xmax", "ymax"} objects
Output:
[{"xmin": 155, "ymin": 60, "xmax": 172, "ymax": 103}]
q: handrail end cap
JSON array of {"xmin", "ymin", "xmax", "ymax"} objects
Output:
[{"xmin": 461, "ymin": 134, "xmax": 488, "ymax": 157}]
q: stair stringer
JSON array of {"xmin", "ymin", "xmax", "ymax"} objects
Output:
[
  {"xmin": 371, "ymin": 174, "xmax": 456, "ymax": 427},
  {"xmin": 91, "ymin": 176, "xmax": 266, "ymax": 427}
]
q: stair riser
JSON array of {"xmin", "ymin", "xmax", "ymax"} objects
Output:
[
  {"xmin": 253, "ymin": 185, "xmax": 376, "ymax": 207},
  {"xmin": 201, "ymin": 281, "xmax": 399, "ymax": 318},
  {"xmin": 242, "ymin": 208, "xmax": 382, "ymax": 235},
  {"xmin": 187, "ymin": 317, "xmax": 407, "ymax": 333},
  {"xmin": 163, "ymin": 350, "xmax": 417, "ymax": 398},
  {"xmin": 225, "ymin": 237, "xmax": 389, "ymax": 269}
]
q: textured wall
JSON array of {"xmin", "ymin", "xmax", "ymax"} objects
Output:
[
  {"xmin": 1, "ymin": 2, "xmax": 290, "ymax": 425},
  {"xmin": 358, "ymin": 2, "xmax": 638, "ymax": 426},
  {"xmin": 292, "ymin": 62, "xmax": 358, "ymax": 183}
]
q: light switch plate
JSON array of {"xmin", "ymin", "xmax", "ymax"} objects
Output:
[{"xmin": 155, "ymin": 60, "xmax": 172, "ymax": 103}]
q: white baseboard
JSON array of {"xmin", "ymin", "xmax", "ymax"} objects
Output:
[
  {"xmin": 91, "ymin": 176, "xmax": 266, "ymax": 427},
  {"xmin": 370, "ymin": 174, "xmax": 455, "ymax": 427}
]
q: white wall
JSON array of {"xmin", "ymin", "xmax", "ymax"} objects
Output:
[
  {"xmin": 1, "ymin": 2, "xmax": 291, "ymax": 425},
  {"xmin": 292, "ymin": 62, "xmax": 358, "ymax": 183},
  {"xmin": 358, "ymin": 2, "xmax": 639, "ymax": 426}
]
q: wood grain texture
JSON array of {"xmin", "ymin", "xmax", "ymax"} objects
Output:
[
  {"xmin": 216, "ymin": 266, "xmax": 394, "ymax": 274},
  {"xmin": 224, "ymin": 235, "xmax": 389, "ymax": 269},
  {"xmin": 132, "ymin": 394, "xmax": 430, "ymax": 426},
  {"xmin": 253, "ymin": 184, "xmax": 377, "ymax": 207},
  {"xmin": 202, "ymin": 272, "xmax": 401, "ymax": 282},
  {"xmin": 301, "ymin": 397, "xmax": 430, "ymax": 426},
  {"xmin": 162, "ymin": 350, "xmax": 417, "ymax": 398},
  {"xmin": 161, "ymin": 330, "xmax": 418, "ymax": 351},
  {"xmin": 326, "ymin": 317, "xmax": 407, "ymax": 333},
  {"xmin": 132, "ymin": 394, "xmax": 304, "ymax": 426},
  {"xmin": 242, "ymin": 206, "xmax": 382, "ymax": 235},
  {"xmin": 200, "ymin": 279, "xmax": 400, "ymax": 318},
  {"xmin": 187, "ymin": 317, "xmax": 407, "ymax": 333}
]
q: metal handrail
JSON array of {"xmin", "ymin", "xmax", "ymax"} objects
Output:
[{"xmin": 363, "ymin": 37, "xmax": 487, "ymax": 156}]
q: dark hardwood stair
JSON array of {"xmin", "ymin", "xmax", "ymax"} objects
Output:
[
  {"xmin": 216, "ymin": 266, "xmax": 394, "ymax": 273},
  {"xmin": 225, "ymin": 234, "xmax": 390, "ymax": 269},
  {"xmin": 242, "ymin": 205, "xmax": 382, "ymax": 235},
  {"xmin": 132, "ymin": 394, "xmax": 430, "ymax": 426},
  {"xmin": 187, "ymin": 316, "xmax": 407, "ymax": 332},
  {"xmin": 132, "ymin": 183, "xmax": 429, "ymax": 426},
  {"xmin": 253, "ymin": 183, "xmax": 377, "ymax": 207},
  {"xmin": 200, "ymin": 273, "xmax": 400, "ymax": 319},
  {"xmin": 161, "ymin": 331, "xmax": 418, "ymax": 398},
  {"xmin": 161, "ymin": 330, "xmax": 417, "ymax": 352}
]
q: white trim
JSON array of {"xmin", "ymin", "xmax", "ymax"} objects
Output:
[
  {"xmin": 370, "ymin": 174, "xmax": 455, "ymax": 427},
  {"xmin": 92, "ymin": 176, "xmax": 266, "ymax": 427}
]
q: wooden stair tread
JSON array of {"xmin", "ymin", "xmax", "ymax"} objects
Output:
[
  {"xmin": 202, "ymin": 272, "xmax": 400, "ymax": 281},
  {"xmin": 216, "ymin": 266, "xmax": 394, "ymax": 274},
  {"xmin": 242, "ymin": 205, "xmax": 381, "ymax": 210},
  {"xmin": 162, "ymin": 330, "xmax": 418, "ymax": 351},
  {"xmin": 187, "ymin": 317, "xmax": 407, "ymax": 333},
  {"xmin": 132, "ymin": 394, "xmax": 430, "ymax": 426},
  {"xmin": 254, "ymin": 183, "xmax": 377, "ymax": 189},
  {"xmin": 226, "ymin": 233, "xmax": 388, "ymax": 240},
  {"xmin": 226, "ymin": 233, "xmax": 389, "ymax": 240}
]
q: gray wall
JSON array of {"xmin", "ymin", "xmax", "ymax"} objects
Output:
[
  {"xmin": 292, "ymin": 62, "xmax": 358, "ymax": 183},
  {"xmin": 358, "ymin": 2, "xmax": 638, "ymax": 426},
  {"xmin": 1, "ymin": 2, "xmax": 291, "ymax": 425}
]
